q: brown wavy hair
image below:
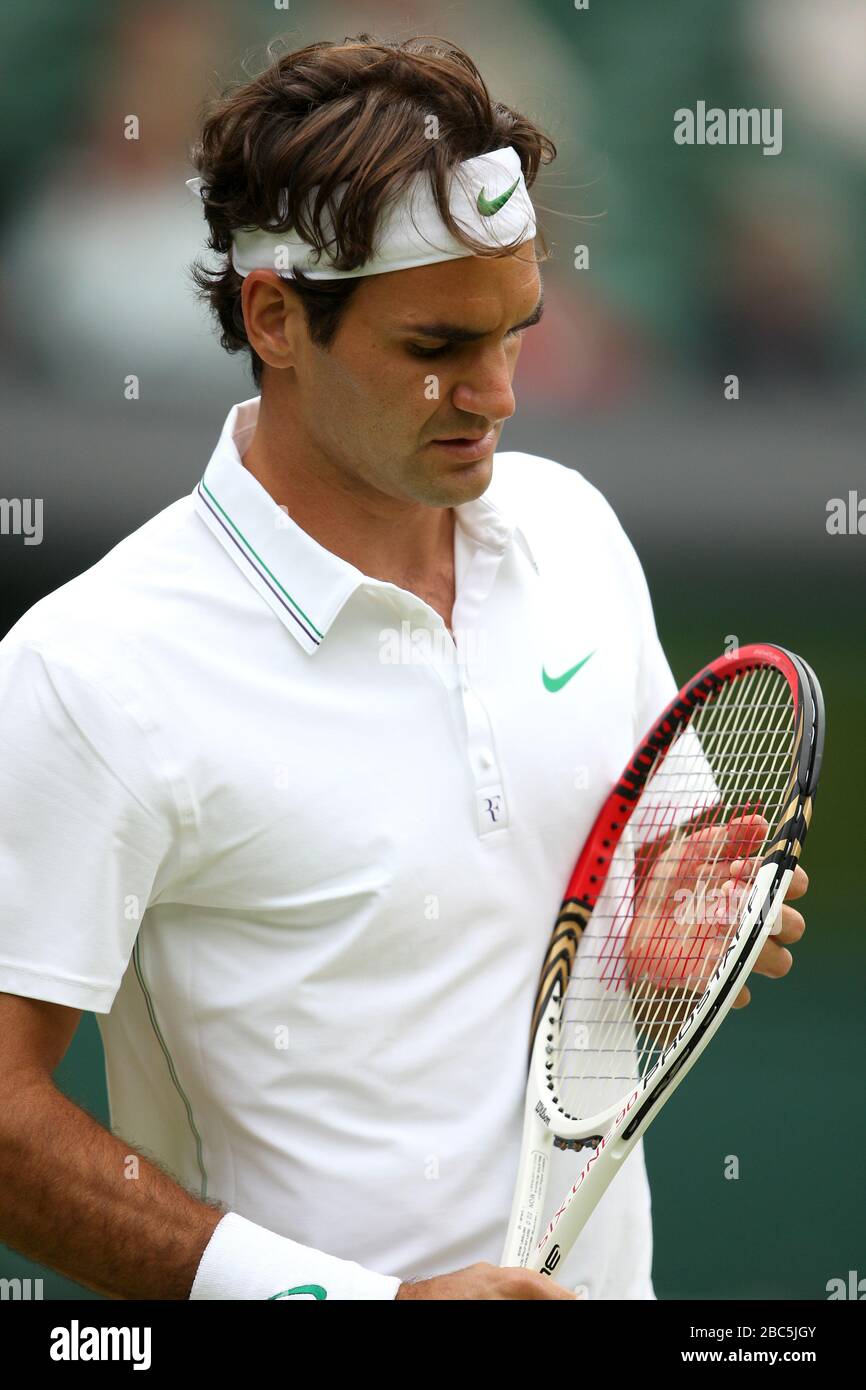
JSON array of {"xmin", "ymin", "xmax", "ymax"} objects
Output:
[{"xmin": 189, "ymin": 34, "xmax": 556, "ymax": 387}]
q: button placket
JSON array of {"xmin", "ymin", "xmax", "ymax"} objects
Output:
[{"xmin": 459, "ymin": 678, "xmax": 507, "ymax": 835}]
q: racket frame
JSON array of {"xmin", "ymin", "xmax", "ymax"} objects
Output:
[{"xmin": 502, "ymin": 643, "xmax": 824, "ymax": 1276}]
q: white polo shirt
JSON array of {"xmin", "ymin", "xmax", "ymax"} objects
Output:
[{"xmin": 0, "ymin": 396, "xmax": 676, "ymax": 1298}]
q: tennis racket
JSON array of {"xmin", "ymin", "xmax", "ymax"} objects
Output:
[{"xmin": 502, "ymin": 642, "xmax": 824, "ymax": 1280}]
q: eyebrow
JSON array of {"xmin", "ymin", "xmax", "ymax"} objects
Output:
[{"xmin": 400, "ymin": 286, "xmax": 545, "ymax": 343}]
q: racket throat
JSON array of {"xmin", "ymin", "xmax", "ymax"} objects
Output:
[{"xmin": 553, "ymin": 1134, "xmax": 604, "ymax": 1153}]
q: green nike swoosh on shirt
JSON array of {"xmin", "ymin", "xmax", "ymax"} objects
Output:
[
  {"xmin": 476, "ymin": 176, "xmax": 520, "ymax": 216},
  {"xmin": 542, "ymin": 651, "xmax": 596, "ymax": 692}
]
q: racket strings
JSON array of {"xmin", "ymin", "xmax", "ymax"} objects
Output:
[
  {"xmin": 596, "ymin": 665, "xmax": 789, "ymax": 1048},
  {"xmin": 621, "ymin": 666, "xmax": 790, "ymax": 1043},
  {"xmin": 551, "ymin": 666, "xmax": 796, "ymax": 1112}
]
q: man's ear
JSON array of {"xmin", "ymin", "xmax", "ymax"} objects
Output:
[{"xmin": 241, "ymin": 271, "xmax": 307, "ymax": 371}]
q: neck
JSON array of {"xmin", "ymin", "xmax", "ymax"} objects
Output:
[{"xmin": 241, "ymin": 390, "xmax": 456, "ymax": 604}]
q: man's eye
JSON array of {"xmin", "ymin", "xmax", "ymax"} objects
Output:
[
  {"xmin": 409, "ymin": 343, "xmax": 450, "ymax": 359},
  {"xmin": 408, "ymin": 327, "xmax": 524, "ymax": 360}
]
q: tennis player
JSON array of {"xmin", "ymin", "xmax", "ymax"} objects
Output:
[{"xmin": 0, "ymin": 36, "xmax": 807, "ymax": 1301}]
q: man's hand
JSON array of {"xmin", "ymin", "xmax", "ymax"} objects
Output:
[
  {"xmin": 622, "ymin": 813, "xmax": 809, "ymax": 1011},
  {"xmin": 731, "ymin": 861, "xmax": 808, "ymax": 1009},
  {"xmin": 396, "ymin": 1262, "xmax": 581, "ymax": 1300}
]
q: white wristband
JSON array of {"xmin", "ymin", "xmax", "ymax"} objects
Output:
[{"xmin": 189, "ymin": 1212, "xmax": 401, "ymax": 1301}]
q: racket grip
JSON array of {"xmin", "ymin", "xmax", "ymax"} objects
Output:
[{"xmin": 501, "ymin": 1092, "xmax": 553, "ymax": 1267}]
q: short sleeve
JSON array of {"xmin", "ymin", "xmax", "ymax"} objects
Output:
[
  {"xmin": 635, "ymin": 618, "xmax": 678, "ymax": 742},
  {"xmin": 545, "ymin": 462, "xmax": 677, "ymax": 741},
  {"xmin": 0, "ymin": 639, "xmax": 184, "ymax": 1013},
  {"xmin": 609, "ymin": 518, "xmax": 678, "ymax": 740},
  {"xmin": 602, "ymin": 522, "xmax": 722, "ymax": 839}
]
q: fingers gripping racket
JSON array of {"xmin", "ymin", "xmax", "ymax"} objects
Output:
[{"xmin": 502, "ymin": 643, "xmax": 824, "ymax": 1279}]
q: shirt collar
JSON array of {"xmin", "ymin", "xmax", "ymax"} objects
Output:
[{"xmin": 193, "ymin": 396, "xmax": 538, "ymax": 653}]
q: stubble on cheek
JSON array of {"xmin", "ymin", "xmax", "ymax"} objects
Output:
[{"xmin": 313, "ymin": 333, "xmax": 464, "ymax": 495}]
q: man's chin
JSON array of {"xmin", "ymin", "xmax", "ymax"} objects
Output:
[
  {"xmin": 423, "ymin": 451, "xmax": 495, "ymax": 505},
  {"xmin": 433, "ymin": 436, "xmax": 494, "ymax": 486}
]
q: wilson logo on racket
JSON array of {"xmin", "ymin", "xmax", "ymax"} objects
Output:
[{"xmin": 539, "ymin": 1247, "xmax": 562, "ymax": 1277}]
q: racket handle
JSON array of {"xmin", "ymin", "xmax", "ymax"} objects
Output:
[
  {"xmin": 525, "ymin": 1129, "xmax": 627, "ymax": 1276},
  {"xmin": 501, "ymin": 1091, "xmax": 552, "ymax": 1266}
]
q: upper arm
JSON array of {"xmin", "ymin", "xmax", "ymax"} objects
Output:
[
  {"xmin": 0, "ymin": 992, "xmax": 82, "ymax": 1086},
  {"xmin": 0, "ymin": 637, "xmax": 185, "ymax": 1016}
]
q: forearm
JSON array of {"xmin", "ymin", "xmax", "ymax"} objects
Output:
[{"xmin": 0, "ymin": 1076, "xmax": 223, "ymax": 1299}]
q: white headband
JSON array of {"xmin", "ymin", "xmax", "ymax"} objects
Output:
[{"xmin": 186, "ymin": 145, "xmax": 536, "ymax": 280}]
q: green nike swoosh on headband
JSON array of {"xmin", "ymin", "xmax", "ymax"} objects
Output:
[
  {"xmin": 542, "ymin": 651, "xmax": 596, "ymax": 692},
  {"xmin": 476, "ymin": 176, "xmax": 520, "ymax": 217}
]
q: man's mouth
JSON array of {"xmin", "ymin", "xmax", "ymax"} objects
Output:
[{"xmin": 427, "ymin": 428, "xmax": 497, "ymax": 460}]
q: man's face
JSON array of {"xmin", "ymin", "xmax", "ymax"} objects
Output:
[{"xmin": 288, "ymin": 245, "xmax": 542, "ymax": 507}]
